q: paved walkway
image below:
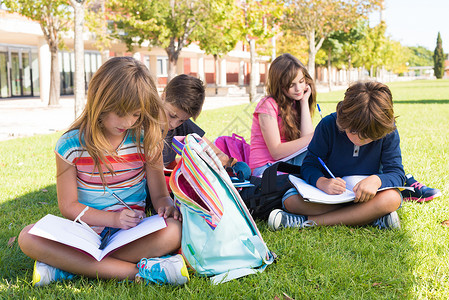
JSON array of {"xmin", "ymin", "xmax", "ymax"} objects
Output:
[
  {"xmin": 0, "ymin": 84, "xmax": 346, "ymax": 142},
  {"xmin": 0, "ymin": 95, "xmax": 251, "ymax": 142}
]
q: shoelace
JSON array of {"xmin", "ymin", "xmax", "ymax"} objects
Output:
[
  {"xmin": 138, "ymin": 258, "xmax": 167, "ymax": 285},
  {"xmin": 54, "ymin": 267, "xmax": 75, "ymax": 281},
  {"xmin": 284, "ymin": 214, "xmax": 304, "ymax": 227},
  {"xmin": 284, "ymin": 214, "xmax": 316, "ymax": 228},
  {"xmin": 302, "ymin": 220, "xmax": 317, "ymax": 228},
  {"xmin": 372, "ymin": 216, "xmax": 387, "ymax": 229},
  {"xmin": 411, "ymin": 181, "xmax": 424, "ymax": 190}
]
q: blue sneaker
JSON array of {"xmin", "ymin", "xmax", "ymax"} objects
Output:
[
  {"xmin": 268, "ymin": 209, "xmax": 316, "ymax": 231},
  {"xmin": 32, "ymin": 261, "xmax": 75, "ymax": 287},
  {"xmin": 401, "ymin": 174, "xmax": 441, "ymax": 202},
  {"xmin": 372, "ymin": 211, "xmax": 401, "ymax": 230},
  {"xmin": 136, "ymin": 254, "xmax": 189, "ymax": 286}
]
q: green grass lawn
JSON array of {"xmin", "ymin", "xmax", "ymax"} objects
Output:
[{"xmin": 1, "ymin": 79, "xmax": 448, "ymax": 299}]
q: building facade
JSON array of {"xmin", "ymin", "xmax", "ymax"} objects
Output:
[{"xmin": 0, "ymin": 8, "xmax": 269, "ymax": 102}]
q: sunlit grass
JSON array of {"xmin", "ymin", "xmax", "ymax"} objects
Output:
[{"xmin": 1, "ymin": 79, "xmax": 448, "ymax": 299}]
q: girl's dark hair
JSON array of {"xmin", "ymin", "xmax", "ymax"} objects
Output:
[
  {"xmin": 336, "ymin": 81, "xmax": 396, "ymax": 140},
  {"xmin": 266, "ymin": 53, "xmax": 316, "ymax": 141}
]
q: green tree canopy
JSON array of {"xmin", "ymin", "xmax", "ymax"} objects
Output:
[
  {"xmin": 408, "ymin": 46, "xmax": 433, "ymax": 67},
  {"xmin": 237, "ymin": 0, "xmax": 283, "ymax": 101},
  {"xmin": 194, "ymin": 0, "xmax": 240, "ymax": 59},
  {"xmin": 275, "ymin": 30, "xmax": 309, "ymax": 64},
  {"xmin": 194, "ymin": 0, "xmax": 241, "ymax": 93},
  {"xmin": 433, "ymin": 32, "xmax": 445, "ymax": 79},
  {"xmin": 109, "ymin": 0, "xmax": 233, "ymax": 81},
  {"xmin": 283, "ymin": 0, "xmax": 383, "ymax": 79}
]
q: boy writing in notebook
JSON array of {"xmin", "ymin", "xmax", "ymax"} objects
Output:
[{"xmin": 268, "ymin": 81, "xmax": 405, "ymax": 230}]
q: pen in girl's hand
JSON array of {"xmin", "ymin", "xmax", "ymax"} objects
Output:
[
  {"xmin": 105, "ymin": 186, "xmax": 143, "ymax": 220},
  {"xmin": 317, "ymin": 157, "xmax": 336, "ymax": 179},
  {"xmin": 317, "ymin": 104, "xmax": 323, "ymax": 119}
]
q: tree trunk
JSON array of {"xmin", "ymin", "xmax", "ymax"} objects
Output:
[
  {"xmin": 306, "ymin": 30, "xmax": 325, "ymax": 81},
  {"xmin": 48, "ymin": 48, "xmax": 60, "ymax": 106},
  {"xmin": 347, "ymin": 54, "xmax": 352, "ymax": 84},
  {"xmin": 249, "ymin": 38, "xmax": 256, "ymax": 102},
  {"xmin": 307, "ymin": 34, "xmax": 315, "ymax": 81},
  {"xmin": 214, "ymin": 54, "xmax": 218, "ymax": 95},
  {"xmin": 167, "ymin": 57, "xmax": 177, "ymax": 82},
  {"xmin": 327, "ymin": 48, "xmax": 332, "ymax": 92},
  {"xmin": 101, "ymin": 50, "xmax": 109, "ymax": 64},
  {"xmin": 73, "ymin": 1, "xmax": 85, "ymax": 119},
  {"xmin": 166, "ymin": 45, "xmax": 179, "ymax": 82}
]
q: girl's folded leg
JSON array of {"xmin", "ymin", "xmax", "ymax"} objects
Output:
[
  {"xmin": 18, "ymin": 224, "xmax": 139, "ymax": 281},
  {"xmin": 18, "ymin": 218, "xmax": 182, "ymax": 284}
]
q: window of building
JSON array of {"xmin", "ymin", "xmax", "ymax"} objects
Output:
[
  {"xmin": 59, "ymin": 51, "xmax": 101, "ymax": 95},
  {"xmin": 157, "ymin": 57, "xmax": 168, "ymax": 76},
  {"xmin": 143, "ymin": 55, "xmax": 151, "ymax": 71}
]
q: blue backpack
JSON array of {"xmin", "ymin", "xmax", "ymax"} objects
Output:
[{"xmin": 169, "ymin": 134, "xmax": 276, "ymax": 284}]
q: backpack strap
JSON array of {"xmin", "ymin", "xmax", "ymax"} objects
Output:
[
  {"xmin": 209, "ymin": 235, "xmax": 276, "ymax": 285},
  {"xmin": 210, "ymin": 268, "xmax": 263, "ymax": 285},
  {"xmin": 260, "ymin": 162, "xmax": 301, "ymax": 195}
]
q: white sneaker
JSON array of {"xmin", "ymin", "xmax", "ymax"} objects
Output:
[
  {"xmin": 268, "ymin": 209, "xmax": 316, "ymax": 231},
  {"xmin": 372, "ymin": 211, "xmax": 401, "ymax": 230},
  {"xmin": 32, "ymin": 261, "xmax": 75, "ymax": 287},
  {"xmin": 136, "ymin": 254, "xmax": 189, "ymax": 286}
]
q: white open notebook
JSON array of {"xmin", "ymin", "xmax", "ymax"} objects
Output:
[
  {"xmin": 288, "ymin": 175, "xmax": 412, "ymax": 204},
  {"xmin": 29, "ymin": 214, "xmax": 167, "ymax": 261}
]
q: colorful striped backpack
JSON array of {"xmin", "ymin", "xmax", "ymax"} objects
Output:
[{"xmin": 169, "ymin": 134, "xmax": 276, "ymax": 284}]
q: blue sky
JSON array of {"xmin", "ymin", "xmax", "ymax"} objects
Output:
[{"xmin": 370, "ymin": 0, "xmax": 449, "ymax": 51}]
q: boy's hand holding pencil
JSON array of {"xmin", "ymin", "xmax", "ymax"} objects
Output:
[
  {"xmin": 316, "ymin": 157, "xmax": 346, "ymax": 195},
  {"xmin": 317, "ymin": 177, "xmax": 346, "ymax": 195}
]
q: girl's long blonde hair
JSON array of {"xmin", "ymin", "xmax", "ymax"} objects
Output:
[
  {"xmin": 68, "ymin": 56, "xmax": 167, "ymax": 185},
  {"xmin": 266, "ymin": 53, "xmax": 316, "ymax": 141}
]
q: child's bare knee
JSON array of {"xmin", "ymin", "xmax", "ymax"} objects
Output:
[
  {"xmin": 376, "ymin": 189, "xmax": 401, "ymax": 212},
  {"xmin": 160, "ymin": 218, "xmax": 182, "ymax": 247},
  {"xmin": 283, "ymin": 194, "xmax": 301, "ymax": 212},
  {"xmin": 18, "ymin": 224, "xmax": 34, "ymax": 252}
]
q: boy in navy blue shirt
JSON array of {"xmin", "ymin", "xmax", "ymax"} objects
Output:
[{"xmin": 269, "ymin": 81, "xmax": 404, "ymax": 230}]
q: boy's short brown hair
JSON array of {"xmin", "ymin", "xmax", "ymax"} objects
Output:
[
  {"xmin": 164, "ymin": 74, "xmax": 205, "ymax": 120},
  {"xmin": 336, "ymin": 81, "xmax": 396, "ymax": 141}
]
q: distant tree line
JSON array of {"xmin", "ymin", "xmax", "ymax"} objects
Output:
[{"xmin": 2, "ymin": 0, "xmax": 447, "ymax": 107}]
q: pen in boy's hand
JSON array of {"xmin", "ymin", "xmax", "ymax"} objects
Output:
[
  {"xmin": 105, "ymin": 186, "xmax": 143, "ymax": 220},
  {"xmin": 317, "ymin": 104, "xmax": 323, "ymax": 119},
  {"xmin": 317, "ymin": 157, "xmax": 336, "ymax": 179}
]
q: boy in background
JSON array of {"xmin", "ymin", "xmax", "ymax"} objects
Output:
[{"xmin": 162, "ymin": 74, "xmax": 234, "ymax": 170}]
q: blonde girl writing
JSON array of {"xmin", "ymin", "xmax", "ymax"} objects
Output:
[{"xmin": 18, "ymin": 57, "xmax": 189, "ymax": 286}]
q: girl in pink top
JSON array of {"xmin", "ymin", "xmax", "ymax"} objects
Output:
[{"xmin": 250, "ymin": 53, "xmax": 316, "ymax": 176}]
